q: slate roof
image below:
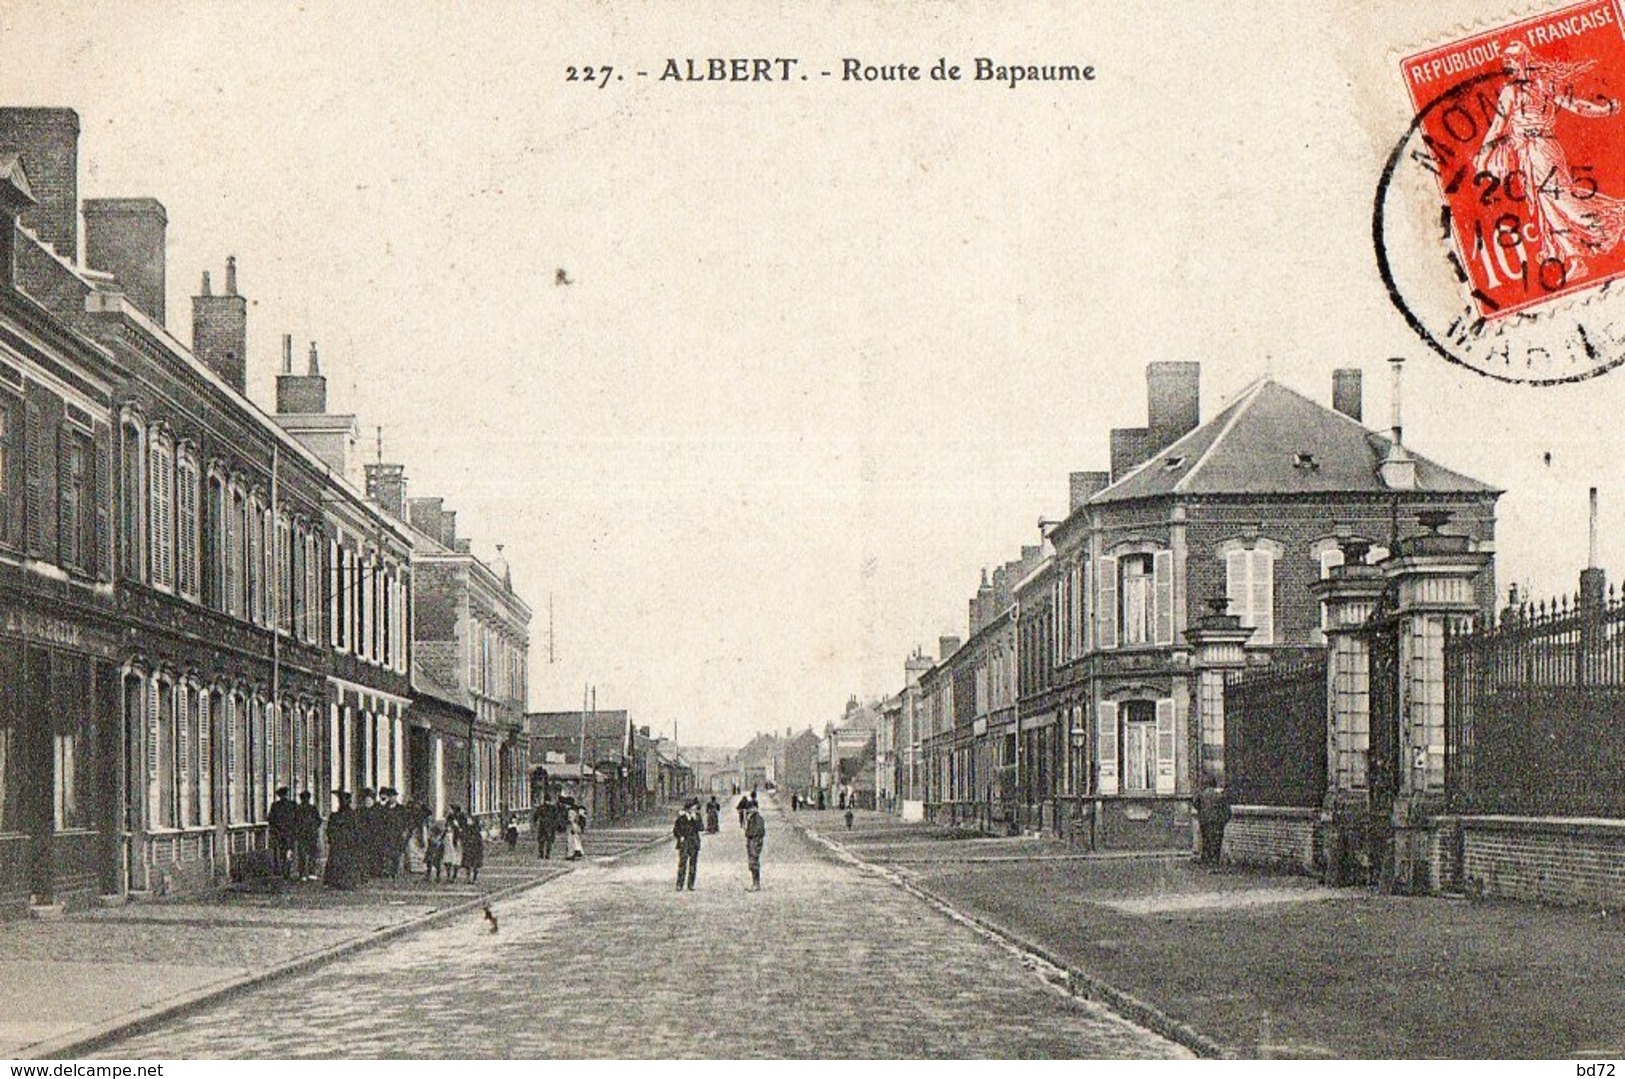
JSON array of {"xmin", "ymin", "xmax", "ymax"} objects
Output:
[
  {"xmin": 528, "ymin": 710, "xmax": 631, "ymax": 742},
  {"xmin": 1090, "ymin": 379, "xmax": 1499, "ymax": 505}
]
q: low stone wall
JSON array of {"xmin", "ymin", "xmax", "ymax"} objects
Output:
[
  {"xmin": 1456, "ymin": 815, "xmax": 1625, "ymax": 908},
  {"xmin": 1221, "ymin": 805, "xmax": 1321, "ymax": 875}
]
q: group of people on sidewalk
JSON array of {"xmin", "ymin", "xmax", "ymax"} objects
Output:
[
  {"xmin": 674, "ymin": 791, "xmax": 765, "ymax": 892},
  {"xmin": 265, "ymin": 786, "xmax": 493, "ymax": 890},
  {"xmin": 530, "ymin": 796, "xmax": 588, "ymax": 861}
]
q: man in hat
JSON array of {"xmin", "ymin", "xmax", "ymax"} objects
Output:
[
  {"xmin": 294, "ymin": 791, "xmax": 322, "ymax": 880},
  {"xmin": 743, "ymin": 798, "xmax": 766, "ymax": 891},
  {"xmin": 268, "ymin": 787, "xmax": 297, "ymax": 879},
  {"xmin": 673, "ymin": 799, "xmax": 702, "ymax": 891}
]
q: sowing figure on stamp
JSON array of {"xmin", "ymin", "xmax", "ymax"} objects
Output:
[{"xmin": 1474, "ymin": 39, "xmax": 1625, "ymax": 280}]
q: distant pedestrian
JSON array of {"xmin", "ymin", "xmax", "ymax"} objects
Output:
[
  {"xmin": 323, "ymin": 792, "xmax": 365, "ymax": 890},
  {"xmin": 503, "ymin": 812, "xmax": 519, "ymax": 851},
  {"xmin": 567, "ymin": 806, "xmax": 586, "ymax": 860},
  {"xmin": 817, "ymin": 790, "xmax": 826, "ymax": 811},
  {"xmin": 294, "ymin": 791, "xmax": 322, "ymax": 880},
  {"xmin": 442, "ymin": 807, "xmax": 466, "ymax": 882},
  {"xmin": 705, "ymin": 796, "xmax": 720, "ymax": 834},
  {"xmin": 533, "ymin": 797, "xmax": 557, "ymax": 860},
  {"xmin": 844, "ymin": 806, "xmax": 854, "ymax": 830},
  {"xmin": 673, "ymin": 799, "xmax": 702, "ymax": 891},
  {"xmin": 424, "ymin": 819, "xmax": 447, "ymax": 882},
  {"xmin": 268, "ymin": 787, "xmax": 297, "ymax": 879},
  {"xmin": 462, "ymin": 813, "xmax": 486, "ymax": 883},
  {"xmin": 736, "ymin": 795, "xmax": 749, "ymax": 828},
  {"xmin": 743, "ymin": 800, "xmax": 766, "ymax": 891}
]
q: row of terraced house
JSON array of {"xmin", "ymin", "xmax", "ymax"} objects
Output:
[
  {"xmin": 877, "ymin": 360, "xmax": 1509, "ymax": 855},
  {"xmin": 0, "ymin": 107, "xmax": 537, "ymax": 917}
]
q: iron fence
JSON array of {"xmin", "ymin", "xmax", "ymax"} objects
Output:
[
  {"xmin": 1446, "ymin": 589, "xmax": 1625, "ymax": 817},
  {"xmin": 1223, "ymin": 650, "xmax": 1328, "ymax": 807}
]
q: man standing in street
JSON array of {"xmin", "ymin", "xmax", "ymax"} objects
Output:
[
  {"xmin": 268, "ymin": 787, "xmax": 297, "ymax": 879},
  {"xmin": 743, "ymin": 799, "xmax": 766, "ymax": 891},
  {"xmin": 533, "ymin": 796, "xmax": 558, "ymax": 860},
  {"xmin": 294, "ymin": 791, "xmax": 322, "ymax": 880},
  {"xmin": 673, "ymin": 799, "xmax": 702, "ymax": 891}
]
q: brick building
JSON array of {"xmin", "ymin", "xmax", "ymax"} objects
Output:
[
  {"xmin": 0, "ymin": 149, "xmax": 124, "ymax": 914},
  {"xmin": 0, "ymin": 106, "xmax": 416, "ymax": 904},
  {"xmin": 403, "ymin": 497, "xmax": 532, "ymax": 827},
  {"xmin": 1042, "ymin": 364, "xmax": 1498, "ymax": 849}
]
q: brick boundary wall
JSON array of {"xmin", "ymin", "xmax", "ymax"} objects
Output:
[
  {"xmin": 1452, "ymin": 816, "xmax": 1625, "ymax": 908},
  {"xmin": 1220, "ymin": 805, "xmax": 1321, "ymax": 875}
]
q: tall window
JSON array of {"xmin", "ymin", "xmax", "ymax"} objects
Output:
[
  {"xmin": 176, "ymin": 451, "xmax": 200, "ymax": 599},
  {"xmin": 1226, "ymin": 547, "xmax": 1276, "ymax": 646},
  {"xmin": 1120, "ymin": 700, "xmax": 1157, "ymax": 793},
  {"xmin": 57, "ymin": 428, "xmax": 89, "ymax": 572},
  {"xmin": 121, "ymin": 420, "xmax": 145, "ymax": 580},
  {"xmin": 276, "ymin": 514, "xmax": 292, "ymax": 633},
  {"xmin": 148, "ymin": 433, "xmax": 174, "ymax": 592},
  {"xmin": 0, "ymin": 396, "xmax": 13, "ymax": 546},
  {"xmin": 1121, "ymin": 555, "xmax": 1155, "ymax": 645},
  {"xmin": 304, "ymin": 533, "xmax": 320, "ymax": 643},
  {"xmin": 153, "ymin": 678, "xmax": 176, "ymax": 828},
  {"xmin": 204, "ymin": 474, "xmax": 224, "ymax": 609},
  {"xmin": 228, "ymin": 488, "xmax": 246, "ymax": 617}
]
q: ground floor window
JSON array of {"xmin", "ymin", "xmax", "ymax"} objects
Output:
[{"xmin": 1122, "ymin": 702, "xmax": 1158, "ymax": 794}]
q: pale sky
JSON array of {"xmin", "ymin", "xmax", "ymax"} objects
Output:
[{"xmin": 4, "ymin": 2, "xmax": 1621, "ymax": 747}]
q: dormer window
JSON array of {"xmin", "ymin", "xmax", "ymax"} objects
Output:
[
  {"xmin": 1294, "ymin": 452, "xmax": 1319, "ymax": 471},
  {"xmin": 1163, "ymin": 455, "xmax": 1186, "ymax": 471}
]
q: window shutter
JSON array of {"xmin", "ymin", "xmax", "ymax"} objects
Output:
[
  {"xmin": 24, "ymin": 400, "xmax": 44, "ymax": 556},
  {"xmin": 1155, "ymin": 698, "xmax": 1176, "ymax": 794},
  {"xmin": 1097, "ymin": 701, "xmax": 1119, "ymax": 794},
  {"xmin": 1097, "ymin": 556, "xmax": 1118, "ymax": 650},
  {"xmin": 1077, "ymin": 561, "xmax": 1090, "ymax": 653},
  {"xmin": 56, "ymin": 427, "xmax": 73, "ymax": 567},
  {"xmin": 1250, "ymin": 549, "xmax": 1274, "ymax": 645},
  {"xmin": 225, "ymin": 696, "xmax": 239, "ymax": 821},
  {"xmin": 197, "ymin": 693, "xmax": 212, "ymax": 828},
  {"xmin": 176, "ymin": 686, "xmax": 192, "ymax": 828},
  {"xmin": 1226, "ymin": 549, "xmax": 1247, "ymax": 625},
  {"xmin": 94, "ymin": 427, "xmax": 111, "ymax": 579},
  {"xmin": 145, "ymin": 678, "xmax": 161, "ymax": 825},
  {"xmin": 1154, "ymin": 549, "xmax": 1174, "ymax": 646}
]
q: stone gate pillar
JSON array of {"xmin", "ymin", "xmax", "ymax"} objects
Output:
[
  {"xmin": 1309, "ymin": 541, "xmax": 1386, "ymax": 885},
  {"xmin": 1380, "ymin": 519, "xmax": 1489, "ymax": 894},
  {"xmin": 1184, "ymin": 594, "xmax": 1256, "ymax": 791}
]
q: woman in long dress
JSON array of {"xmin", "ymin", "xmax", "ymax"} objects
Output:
[
  {"xmin": 567, "ymin": 806, "xmax": 586, "ymax": 860},
  {"xmin": 461, "ymin": 813, "xmax": 485, "ymax": 884},
  {"xmin": 442, "ymin": 807, "xmax": 465, "ymax": 882},
  {"xmin": 322, "ymin": 792, "xmax": 365, "ymax": 890}
]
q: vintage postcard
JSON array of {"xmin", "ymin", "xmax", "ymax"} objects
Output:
[{"xmin": 0, "ymin": 0, "xmax": 1621, "ymax": 1066}]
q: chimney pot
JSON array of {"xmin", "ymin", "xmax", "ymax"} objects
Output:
[
  {"xmin": 225, "ymin": 255, "xmax": 237, "ymax": 295},
  {"xmin": 281, "ymin": 333, "xmax": 293, "ymax": 374},
  {"xmin": 1333, "ymin": 368, "xmax": 1363, "ymax": 421},
  {"xmin": 308, "ymin": 341, "xmax": 320, "ymax": 375},
  {"xmin": 200, "ymin": 270, "xmax": 211, "ymax": 296}
]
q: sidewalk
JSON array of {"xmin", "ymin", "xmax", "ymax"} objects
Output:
[
  {"xmin": 791, "ymin": 807, "xmax": 1625, "ymax": 1059},
  {"xmin": 0, "ymin": 813, "xmax": 673, "ymax": 1059}
]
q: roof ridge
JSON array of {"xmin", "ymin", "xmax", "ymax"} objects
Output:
[
  {"xmin": 1171, "ymin": 377, "xmax": 1271, "ymax": 494},
  {"xmin": 1089, "ymin": 378, "xmax": 1262, "ymax": 503}
]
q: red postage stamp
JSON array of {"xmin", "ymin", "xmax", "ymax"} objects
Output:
[{"xmin": 1402, "ymin": 0, "xmax": 1625, "ymax": 319}]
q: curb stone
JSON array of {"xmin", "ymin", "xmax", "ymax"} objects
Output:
[
  {"xmin": 30, "ymin": 830, "xmax": 670, "ymax": 1060},
  {"xmin": 791, "ymin": 816, "xmax": 1228, "ymax": 1060}
]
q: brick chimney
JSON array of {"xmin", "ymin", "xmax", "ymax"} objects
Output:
[
  {"xmin": 365, "ymin": 462, "xmax": 407, "ymax": 520},
  {"xmin": 0, "ymin": 151, "xmax": 37, "ymax": 288},
  {"xmin": 407, "ymin": 497, "xmax": 445, "ymax": 540},
  {"xmin": 83, "ymin": 197, "xmax": 167, "ymax": 325},
  {"xmin": 0, "ymin": 108, "xmax": 79, "ymax": 263},
  {"xmin": 938, "ymin": 635, "xmax": 962, "ymax": 661},
  {"xmin": 1333, "ymin": 368, "xmax": 1362, "ymax": 421},
  {"xmin": 1069, "ymin": 470, "xmax": 1109, "ymax": 510},
  {"xmin": 276, "ymin": 334, "xmax": 328, "ymax": 414},
  {"xmin": 1147, "ymin": 361, "xmax": 1200, "ymax": 447},
  {"xmin": 192, "ymin": 257, "xmax": 248, "ymax": 393}
]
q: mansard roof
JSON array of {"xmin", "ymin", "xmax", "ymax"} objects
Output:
[{"xmin": 1090, "ymin": 378, "xmax": 1499, "ymax": 505}]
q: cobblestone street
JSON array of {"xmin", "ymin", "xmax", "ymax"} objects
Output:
[{"xmin": 98, "ymin": 808, "xmax": 1184, "ymax": 1059}]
